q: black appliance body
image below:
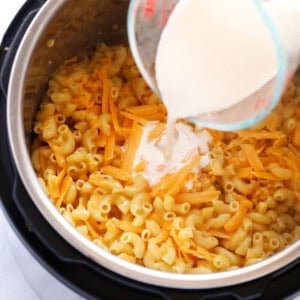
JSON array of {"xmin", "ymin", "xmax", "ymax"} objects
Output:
[{"xmin": 0, "ymin": 1, "xmax": 299, "ymax": 299}]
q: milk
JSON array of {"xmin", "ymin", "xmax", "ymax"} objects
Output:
[
  {"xmin": 132, "ymin": 122, "xmax": 211, "ymax": 186},
  {"xmin": 155, "ymin": 0, "xmax": 300, "ymax": 123},
  {"xmin": 132, "ymin": 0, "xmax": 300, "ymax": 184}
]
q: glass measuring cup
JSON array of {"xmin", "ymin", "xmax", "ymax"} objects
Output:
[{"xmin": 127, "ymin": 0, "xmax": 299, "ymax": 131}]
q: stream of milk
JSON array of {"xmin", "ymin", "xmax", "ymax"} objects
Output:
[
  {"xmin": 156, "ymin": 0, "xmax": 300, "ymax": 120},
  {"xmin": 132, "ymin": 0, "xmax": 300, "ymax": 184}
]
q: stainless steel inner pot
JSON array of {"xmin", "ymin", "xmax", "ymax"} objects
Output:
[{"xmin": 7, "ymin": 0, "xmax": 300, "ymax": 289}]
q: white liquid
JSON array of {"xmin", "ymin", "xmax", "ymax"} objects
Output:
[
  {"xmin": 155, "ymin": 0, "xmax": 300, "ymax": 120},
  {"xmin": 132, "ymin": 0, "xmax": 300, "ymax": 185},
  {"xmin": 132, "ymin": 122, "xmax": 211, "ymax": 186},
  {"xmin": 266, "ymin": 0, "xmax": 300, "ymax": 72}
]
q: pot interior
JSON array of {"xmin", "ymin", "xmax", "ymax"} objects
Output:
[
  {"xmin": 7, "ymin": 0, "xmax": 300, "ymax": 289},
  {"xmin": 23, "ymin": 0, "xmax": 129, "ymax": 147}
]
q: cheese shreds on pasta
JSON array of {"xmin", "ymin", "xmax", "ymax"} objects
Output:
[{"xmin": 31, "ymin": 43, "xmax": 300, "ymax": 274}]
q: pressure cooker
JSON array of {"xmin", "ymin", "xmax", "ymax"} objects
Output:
[{"xmin": 0, "ymin": 0, "xmax": 299, "ymax": 298}]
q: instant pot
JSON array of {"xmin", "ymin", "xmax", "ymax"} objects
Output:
[{"xmin": 0, "ymin": 0, "xmax": 299, "ymax": 299}]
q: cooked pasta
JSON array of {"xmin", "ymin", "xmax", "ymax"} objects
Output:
[{"xmin": 31, "ymin": 43, "xmax": 300, "ymax": 274}]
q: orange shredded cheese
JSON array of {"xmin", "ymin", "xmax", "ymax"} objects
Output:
[
  {"xmin": 104, "ymin": 130, "xmax": 115, "ymax": 161},
  {"xmin": 55, "ymin": 176, "xmax": 73, "ymax": 208},
  {"xmin": 101, "ymin": 67, "xmax": 110, "ymax": 113},
  {"xmin": 152, "ymin": 155, "xmax": 200, "ymax": 197},
  {"xmin": 175, "ymin": 190, "xmax": 220, "ymax": 204},
  {"xmin": 31, "ymin": 44, "xmax": 300, "ymax": 274},
  {"xmin": 241, "ymin": 144, "xmax": 264, "ymax": 171},
  {"xmin": 148, "ymin": 123, "xmax": 166, "ymax": 140},
  {"xmin": 100, "ymin": 165, "xmax": 131, "ymax": 181},
  {"xmin": 121, "ymin": 123, "xmax": 143, "ymax": 172}
]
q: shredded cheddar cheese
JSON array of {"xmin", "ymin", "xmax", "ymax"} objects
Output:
[{"xmin": 31, "ymin": 43, "xmax": 300, "ymax": 274}]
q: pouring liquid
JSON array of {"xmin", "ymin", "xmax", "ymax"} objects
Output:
[{"xmin": 155, "ymin": 0, "xmax": 300, "ymax": 155}]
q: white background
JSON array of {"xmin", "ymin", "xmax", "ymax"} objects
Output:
[{"xmin": 0, "ymin": 1, "xmax": 81, "ymax": 299}]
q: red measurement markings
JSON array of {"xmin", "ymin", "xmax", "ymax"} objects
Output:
[
  {"xmin": 144, "ymin": 0, "xmax": 156, "ymax": 21},
  {"xmin": 254, "ymin": 98, "xmax": 269, "ymax": 111},
  {"xmin": 161, "ymin": 0, "xmax": 168, "ymax": 27},
  {"xmin": 157, "ymin": 0, "xmax": 176, "ymax": 28},
  {"xmin": 170, "ymin": 0, "xmax": 176, "ymax": 12},
  {"xmin": 255, "ymin": 70, "xmax": 295, "ymax": 111}
]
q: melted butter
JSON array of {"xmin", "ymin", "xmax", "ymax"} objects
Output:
[{"xmin": 132, "ymin": 122, "xmax": 211, "ymax": 186}]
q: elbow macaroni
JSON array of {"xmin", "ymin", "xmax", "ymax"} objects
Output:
[{"xmin": 31, "ymin": 43, "xmax": 300, "ymax": 273}]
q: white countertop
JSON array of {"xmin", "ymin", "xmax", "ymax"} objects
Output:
[
  {"xmin": 0, "ymin": 209, "xmax": 82, "ymax": 300},
  {"xmin": 0, "ymin": 1, "xmax": 25, "ymax": 41}
]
